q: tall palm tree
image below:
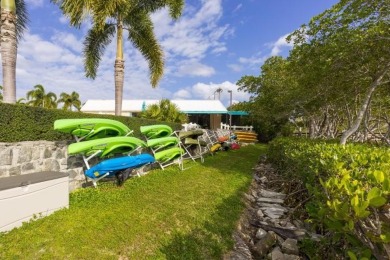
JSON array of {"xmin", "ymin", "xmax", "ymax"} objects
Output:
[
  {"xmin": 52, "ymin": 0, "xmax": 184, "ymax": 115},
  {"xmin": 26, "ymin": 84, "xmax": 58, "ymax": 109},
  {"xmin": 57, "ymin": 91, "xmax": 81, "ymax": 111},
  {"xmin": 1, "ymin": 0, "xmax": 28, "ymax": 103}
]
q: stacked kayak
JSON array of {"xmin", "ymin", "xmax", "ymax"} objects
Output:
[
  {"xmin": 68, "ymin": 136, "xmax": 146, "ymax": 157},
  {"xmin": 85, "ymin": 154, "xmax": 155, "ymax": 179},
  {"xmin": 142, "ymin": 124, "xmax": 184, "ymax": 169},
  {"xmin": 234, "ymin": 131, "xmax": 258, "ymax": 143},
  {"xmin": 54, "ymin": 118, "xmax": 132, "ymax": 141},
  {"xmin": 54, "ymin": 118, "xmax": 154, "ymax": 187},
  {"xmin": 141, "ymin": 124, "xmax": 173, "ymax": 139}
]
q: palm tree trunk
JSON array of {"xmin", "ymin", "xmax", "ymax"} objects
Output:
[
  {"xmin": 114, "ymin": 16, "xmax": 124, "ymax": 116},
  {"xmin": 340, "ymin": 64, "xmax": 390, "ymax": 145},
  {"xmin": 114, "ymin": 59, "xmax": 125, "ymax": 115},
  {"xmin": 1, "ymin": 0, "xmax": 17, "ymax": 104}
]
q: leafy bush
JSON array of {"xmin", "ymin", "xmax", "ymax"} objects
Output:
[
  {"xmin": 0, "ymin": 103, "xmax": 181, "ymax": 142},
  {"xmin": 268, "ymin": 138, "xmax": 390, "ymax": 259}
]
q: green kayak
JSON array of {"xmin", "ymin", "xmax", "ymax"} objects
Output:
[
  {"xmin": 54, "ymin": 118, "xmax": 131, "ymax": 140},
  {"xmin": 184, "ymin": 138, "xmax": 207, "ymax": 146},
  {"xmin": 178, "ymin": 129, "xmax": 204, "ymax": 139},
  {"xmin": 147, "ymin": 136, "xmax": 179, "ymax": 150},
  {"xmin": 154, "ymin": 147, "xmax": 184, "ymax": 163},
  {"xmin": 68, "ymin": 136, "xmax": 146, "ymax": 157},
  {"xmin": 140, "ymin": 124, "xmax": 173, "ymax": 139}
]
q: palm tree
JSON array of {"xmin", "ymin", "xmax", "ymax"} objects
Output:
[
  {"xmin": 1, "ymin": 0, "xmax": 28, "ymax": 103},
  {"xmin": 141, "ymin": 99, "xmax": 187, "ymax": 123},
  {"xmin": 16, "ymin": 97, "xmax": 26, "ymax": 104},
  {"xmin": 26, "ymin": 84, "xmax": 58, "ymax": 109},
  {"xmin": 57, "ymin": 91, "xmax": 81, "ymax": 111},
  {"xmin": 52, "ymin": 0, "xmax": 184, "ymax": 115}
]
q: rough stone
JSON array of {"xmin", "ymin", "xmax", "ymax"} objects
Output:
[
  {"xmin": 256, "ymin": 228, "xmax": 268, "ymax": 240},
  {"xmin": 21, "ymin": 162, "xmax": 35, "ymax": 172},
  {"xmin": 260, "ymin": 190, "xmax": 286, "ymax": 199},
  {"xmin": 9, "ymin": 166, "xmax": 21, "ymax": 176},
  {"xmin": 0, "ymin": 147, "xmax": 13, "ymax": 166},
  {"xmin": 258, "ymin": 203, "xmax": 288, "ymax": 210},
  {"xmin": 11, "ymin": 148, "xmax": 20, "ymax": 165},
  {"xmin": 18, "ymin": 146, "xmax": 32, "ymax": 163},
  {"xmin": 257, "ymin": 209, "xmax": 264, "ymax": 218},
  {"xmin": 252, "ymin": 232, "xmax": 277, "ymax": 258},
  {"xmin": 283, "ymin": 254, "xmax": 300, "ymax": 260},
  {"xmin": 31, "ymin": 147, "xmax": 42, "ymax": 160},
  {"xmin": 258, "ymin": 197, "xmax": 284, "ymax": 204},
  {"xmin": 281, "ymin": 238, "xmax": 299, "ymax": 255},
  {"xmin": 223, "ymin": 232, "xmax": 254, "ymax": 260},
  {"xmin": 262, "ymin": 208, "xmax": 286, "ymax": 219},
  {"xmin": 43, "ymin": 148, "xmax": 53, "ymax": 159},
  {"xmin": 271, "ymin": 246, "xmax": 285, "ymax": 260},
  {"xmin": 43, "ymin": 159, "xmax": 60, "ymax": 171},
  {"xmin": 244, "ymin": 193, "xmax": 256, "ymax": 203}
]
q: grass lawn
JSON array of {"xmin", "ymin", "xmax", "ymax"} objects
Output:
[{"xmin": 0, "ymin": 144, "xmax": 266, "ymax": 259}]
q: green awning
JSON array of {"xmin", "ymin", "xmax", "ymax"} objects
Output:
[
  {"xmin": 184, "ymin": 111, "xmax": 227, "ymax": 114},
  {"xmin": 227, "ymin": 111, "xmax": 249, "ymax": 116}
]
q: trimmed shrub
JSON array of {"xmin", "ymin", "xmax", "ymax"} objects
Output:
[{"xmin": 0, "ymin": 103, "xmax": 181, "ymax": 142}]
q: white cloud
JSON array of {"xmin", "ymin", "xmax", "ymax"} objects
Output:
[
  {"xmin": 228, "ymin": 33, "xmax": 294, "ymax": 72},
  {"xmin": 51, "ymin": 32, "xmax": 83, "ymax": 53},
  {"xmin": 228, "ymin": 64, "xmax": 243, "ymax": 72},
  {"xmin": 238, "ymin": 52, "xmax": 267, "ymax": 66},
  {"xmin": 189, "ymin": 81, "xmax": 250, "ymax": 106},
  {"xmin": 173, "ymin": 89, "xmax": 192, "ymax": 99},
  {"xmin": 1, "ymin": 1, "xmax": 244, "ymax": 106},
  {"xmin": 152, "ymin": 0, "xmax": 230, "ymax": 64},
  {"xmin": 270, "ymin": 33, "xmax": 293, "ymax": 56},
  {"xmin": 176, "ymin": 60, "xmax": 215, "ymax": 77}
]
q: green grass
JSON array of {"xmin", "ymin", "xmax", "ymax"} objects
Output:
[{"xmin": 0, "ymin": 144, "xmax": 266, "ymax": 259}]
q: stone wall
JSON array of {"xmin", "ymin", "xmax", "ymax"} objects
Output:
[{"xmin": 0, "ymin": 141, "xmax": 86, "ymax": 192}]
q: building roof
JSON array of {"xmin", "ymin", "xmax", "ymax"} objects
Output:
[{"xmin": 81, "ymin": 99, "xmax": 228, "ymax": 114}]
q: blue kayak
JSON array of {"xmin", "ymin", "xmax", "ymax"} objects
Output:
[{"xmin": 85, "ymin": 154, "xmax": 155, "ymax": 179}]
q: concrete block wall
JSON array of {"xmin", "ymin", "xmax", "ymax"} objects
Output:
[{"xmin": 0, "ymin": 141, "xmax": 85, "ymax": 192}]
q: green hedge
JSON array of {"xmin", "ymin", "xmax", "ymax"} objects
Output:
[
  {"xmin": 0, "ymin": 103, "xmax": 181, "ymax": 142},
  {"xmin": 268, "ymin": 138, "xmax": 390, "ymax": 259}
]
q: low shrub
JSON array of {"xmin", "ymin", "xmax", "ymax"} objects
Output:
[
  {"xmin": 268, "ymin": 138, "xmax": 390, "ymax": 259},
  {"xmin": 0, "ymin": 103, "xmax": 181, "ymax": 142}
]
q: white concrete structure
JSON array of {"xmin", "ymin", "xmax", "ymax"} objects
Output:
[
  {"xmin": 0, "ymin": 172, "xmax": 69, "ymax": 232},
  {"xmin": 81, "ymin": 99, "xmax": 229, "ymax": 129},
  {"xmin": 81, "ymin": 99, "xmax": 228, "ymax": 116}
]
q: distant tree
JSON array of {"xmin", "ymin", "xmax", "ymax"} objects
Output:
[
  {"xmin": 16, "ymin": 97, "xmax": 26, "ymax": 104},
  {"xmin": 140, "ymin": 99, "xmax": 187, "ymax": 123},
  {"xmin": 1, "ymin": 0, "xmax": 28, "ymax": 103},
  {"xmin": 288, "ymin": 0, "xmax": 390, "ymax": 144},
  {"xmin": 57, "ymin": 91, "xmax": 81, "ymax": 111},
  {"xmin": 0, "ymin": 85, "xmax": 3, "ymax": 101},
  {"xmin": 26, "ymin": 84, "xmax": 57, "ymax": 109},
  {"xmin": 52, "ymin": 0, "xmax": 184, "ymax": 116}
]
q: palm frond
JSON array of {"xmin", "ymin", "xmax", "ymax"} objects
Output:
[
  {"xmin": 124, "ymin": 11, "xmax": 163, "ymax": 87},
  {"xmin": 83, "ymin": 23, "xmax": 116, "ymax": 78},
  {"xmin": 51, "ymin": 0, "xmax": 95, "ymax": 27},
  {"xmin": 15, "ymin": 0, "xmax": 29, "ymax": 42},
  {"xmin": 132, "ymin": 0, "xmax": 184, "ymax": 19}
]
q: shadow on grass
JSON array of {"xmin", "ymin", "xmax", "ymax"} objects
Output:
[
  {"xmin": 159, "ymin": 192, "xmax": 244, "ymax": 259},
  {"xmin": 159, "ymin": 145, "xmax": 267, "ymax": 259}
]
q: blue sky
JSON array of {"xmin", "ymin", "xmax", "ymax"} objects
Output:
[{"xmin": 8, "ymin": 0, "xmax": 338, "ymax": 107}]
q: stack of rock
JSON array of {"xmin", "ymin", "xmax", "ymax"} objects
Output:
[{"xmin": 224, "ymin": 160, "xmax": 319, "ymax": 260}]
